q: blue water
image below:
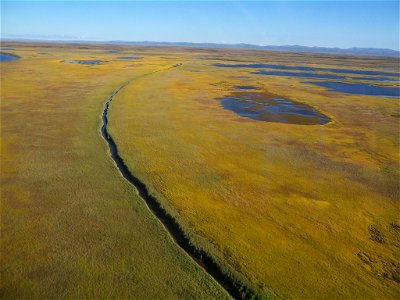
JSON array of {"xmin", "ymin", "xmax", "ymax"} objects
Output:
[
  {"xmin": 63, "ymin": 60, "xmax": 103, "ymax": 65},
  {"xmin": 235, "ymin": 85, "xmax": 257, "ymax": 90},
  {"xmin": 0, "ymin": 53, "xmax": 19, "ymax": 62},
  {"xmin": 215, "ymin": 63, "xmax": 315, "ymax": 71},
  {"xmin": 220, "ymin": 92, "xmax": 330, "ymax": 125},
  {"xmin": 350, "ymin": 76, "xmax": 398, "ymax": 82},
  {"xmin": 214, "ymin": 63, "xmax": 399, "ymax": 78},
  {"xmin": 117, "ymin": 56, "xmax": 142, "ymax": 60},
  {"xmin": 252, "ymin": 70, "xmax": 346, "ymax": 80},
  {"xmin": 304, "ymin": 81, "xmax": 400, "ymax": 97}
]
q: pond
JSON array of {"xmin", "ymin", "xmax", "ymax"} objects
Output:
[
  {"xmin": 252, "ymin": 70, "xmax": 397, "ymax": 82},
  {"xmin": 219, "ymin": 91, "xmax": 330, "ymax": 125},
  {"xmin": 304, "ymin": 81, "xmax": 400, "ymax": 97},
  {"xmin": 0, "ymin": 53, "xmax": 19, "ymax": 62},
  {"xmin": 235, "ymin": 85, "xmax": 257, "ymax": 90},
  {"xmin": 117, "ymin": 56, "xmax": 142, "ymax": 60},
  {"xmin": 214, "ymin": 63, "xmax": 399, "ymax": 78},
  {"xmin": 252, "ymin": 70, "xmax": 346, "ymax": 80},
  {"xmin": 63, "ymin": 60, "xmax": 104, "ymax": 65},
  {"xmin": 349, "ymin": 76, "xmax": 398, "ymax": 82}
]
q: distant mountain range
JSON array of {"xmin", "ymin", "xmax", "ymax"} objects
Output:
[
  {"xmin": 2, "ymin": 38, "xmax": 399, "ymax": 58},
  {"xmin": 108, "ymin": 41, "xmax": 400, "ymax": 58}
]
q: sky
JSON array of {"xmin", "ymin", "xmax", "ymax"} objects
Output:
[{"xmin": 1, "ymin": 1, "xmax": 399, "ymax": 50}]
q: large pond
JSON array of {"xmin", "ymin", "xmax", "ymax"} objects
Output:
[
  {"xmin": 0, "ymin": 53, "xmax": 19, "ymax": 62},
  {"xmin": 252, "ymin": 70, "xmax": 346, "ymax": 80},
  {"xmin": 252, "ymin": 70, "xmax": 397, "ymax": 82},
  {"xmin": 219, "ymin": 91, "xmax": 330, "ymax": 125},
  {"xmin": 304, "ymin": 81, "xmax": 400, "ymax": 97}
]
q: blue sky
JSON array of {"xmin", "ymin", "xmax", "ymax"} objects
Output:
[{"xmin": 1, "ymin": 1, "xmax": 399, "ymax": 50}]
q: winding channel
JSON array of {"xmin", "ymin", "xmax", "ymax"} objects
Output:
[{"xmin": 101, "ymin": 65, "xmax": 250, "ymax": 299}]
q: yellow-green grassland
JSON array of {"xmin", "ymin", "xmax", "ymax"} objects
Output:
[
  {"xmin": 0, "ymin": 42, "xmax": 229, "ymax": 299},
  {"xmin": 1, "ymin": 42, "xmax": 399, "ymax": 299}
]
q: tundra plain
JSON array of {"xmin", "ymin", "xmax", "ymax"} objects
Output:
[{"xmin": 1, "ymin": 42, "xmax": 399, "ymax": 299}]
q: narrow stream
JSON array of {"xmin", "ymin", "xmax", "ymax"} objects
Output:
[{"xmin": 100, "ymin": 66, "xmax": 249, "ymax": 299}]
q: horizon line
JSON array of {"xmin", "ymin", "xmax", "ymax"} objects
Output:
[{"xmin": 2, "ymin": 37, "xmax": 399, "ymax": 53}]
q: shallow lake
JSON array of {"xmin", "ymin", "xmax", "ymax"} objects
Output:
[
  {"xmin": 252, "ymin": 70, "xmax": 396, "ymax": 82},
  {"xmin": 219, "ymin": 92, "xmax": 330, "ymax": 125},
  {"xmin": 253, "ymin": 70, "xmax": 345, "ymax": 80},
  {"xmin": 214, "ymin": 63, "xmax": 399, "ymax": 78},
  {"xmin": 304, "ymin": 81, "xmax": 400, "ymax": 97},
  {"xmin": 349, "ymin": 76, "xmax": 398, "ymax": 82},
  {"xmin": 0, "ymin": 53, "xmax": 19, "ymax": 62}
]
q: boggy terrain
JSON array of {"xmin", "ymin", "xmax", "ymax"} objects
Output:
[
  {"xmin": 0, "ymin": 42, "xmax": 229, "ymax": 299},
  {"xmin": 1, "ymin": 42, "xmax": 399, "ymax": 299}
]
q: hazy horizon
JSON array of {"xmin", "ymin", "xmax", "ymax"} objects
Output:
[{"xmin": 2, "ymin": 1, "xmax": 399, "ymax": 51}]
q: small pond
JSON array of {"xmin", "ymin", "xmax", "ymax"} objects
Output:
[
  {"xmin": 117, "ymin": 56, "xmax": 142, "ymax": 60},
  {"xmin": 63, "ymin": 60, "xmax": 104, "ymax": 65},
  {"xmin": 219, "ymin": 91, "xmax": 330, "ymax": 125},
  {"xmin": 304, "ymin": 81, "xmax": 400, "ymax": 97},
  {"xmin": 0, "ymin": 53, "xmax": 19, "ymax": 62},
  {"xmin": 235, "ymin": 85, "xmax": 257, "ymax": 90}
]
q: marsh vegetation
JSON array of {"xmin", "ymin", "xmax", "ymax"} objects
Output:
[
  {"xmin": 1, "ymin": 42, "xmax": 399, "ymax": 299},
  {"xmin": 1, "ymin": 42, "xmax": 229, "ymax": 299}
]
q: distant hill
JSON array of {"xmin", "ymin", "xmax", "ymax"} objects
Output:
[
  {"xmin": 2, "ymin": 38, "xmax": 399, "ymax": 58},
  {"xmin": 108, "ymin": 41, "xmax": 400, "ymax": 58}
]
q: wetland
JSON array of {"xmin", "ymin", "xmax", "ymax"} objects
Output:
[
  {"xmin": 2, "ymin": 41, "xmax": 399, "ymax": 300},
  {"xmin": 220, "ymin": 91, "xmax": 330, "ymax": 125},
  {"xmin": 305, "ymin": 81, "xmax": 400, "ymax": 97},
  {"xmin": 0, "ymin": 52, "xmax": 19, "ymax": 61}
]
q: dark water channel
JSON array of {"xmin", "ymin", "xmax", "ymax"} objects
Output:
[{"xmin": 101, "ymin": 71, "xmax": 251, "ymax": 299}]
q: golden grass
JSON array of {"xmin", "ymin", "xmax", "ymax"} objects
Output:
[
  {"xmin": 108, "ymin": 49, "xmax": 400, "ymax": 298},
  {"xmin": 1, "ymin": 42, "xmax": 229, "ymax": 299}
]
